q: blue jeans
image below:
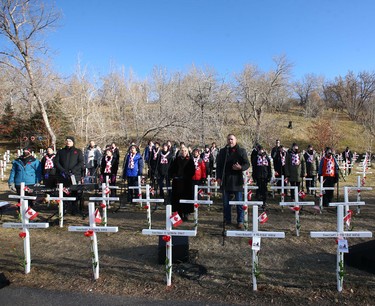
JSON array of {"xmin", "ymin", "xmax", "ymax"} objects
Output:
[{"xmin": 222, "ymin": 190, "xmax": 244, "ymax": 224}]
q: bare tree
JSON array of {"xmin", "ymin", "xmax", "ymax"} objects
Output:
[
  {"xmin": 0, "ymin": 0, "xmax": 60, "ymax": 146},
  {"xmin": 323, "ymin": 71, "xmax": 375, "ymax": 120},
  {"xmin": 293, "ymin": 74, "xmax": 325, "ymax": 118},
  {"xmin": 234, "ymin": 55, "xmax": 292, "ymax": 143}
]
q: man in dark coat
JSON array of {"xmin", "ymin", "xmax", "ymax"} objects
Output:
[
  {"xmin": 216, "ymin": 134, "xmax": 250, "ymax": 229},
  {"xmin": 55, "ymin": 136, "xmax": 84, "ymax": 214}
]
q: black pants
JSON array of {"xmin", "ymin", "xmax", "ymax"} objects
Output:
[
  {"xmin": 256, "ymin": 179, "xmax": 268, "ymax": 204},
  {"xmin": 127, "ymin": 176, "xmax": 139, "ymax": 203},
  {"xmin": 323, "ymin": 176, "xmax": 336, "ymax": 206},
  {"xmin": 290, "ymin": 181, "xmax": 300, "ymax": 200}
]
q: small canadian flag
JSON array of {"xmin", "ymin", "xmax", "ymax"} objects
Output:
[
  {"xmin": 63, "ymin": 187, "xmax": 70, "ymax": 195},
  {"xmin": 94, "ymin": 208, "xmax": 102, "ymax": 224},
  {"xmin": 343, "ymin": 210, "xmax": 353, "ymax": 227},
  {"xmin": 104, "ymin": 186, "xmax": 110, "ymax": 195},
  {"xmin": 198, "ymin": 189, "xmax": 204, "ymax": 195},
  {"xmin": 298, "ymin": 190, "xmax": 306, "ymax": 199},
  {"xmin": 247, "ymin": 190, "xmax": 252, "ymax": 201},
  {"xmin": 258, "ymin": 212, "xmax": 268, "ymax": 224},
  {"xmin": 170, "ymin": 212, "xmax": 183, "ymax": 227},
  {"xmin": 25, "ymin": 207, "xmax": 39, "ymax": 220}
]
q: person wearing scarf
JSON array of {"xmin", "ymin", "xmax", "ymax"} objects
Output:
[
  {"xmin": 41, "ymin": 146, "xmax": 57, "ymax": 188},
  {"xmin": 304, "ymin": 145, "xmax": 320, "ymax": 195},
  {"xmin": 123, "ymin": 145, "xmax": 144, "ymax": 203},
  {"xmin": 253, "ymin": 146, "xmax": 272, "ymax": 209},
  {"xmin": 285, "ymin": 143, "xmax": 306, "ymax": 200},
  {"xmin": 273, "ymin": 145, "xmax": 287, "ymax": 195},
  {"xmin": 100, "ymin": 149, "xmax": 119, "ymax": 197},
  {"xmin": 200, "ymin": 145, "xmax": 214, "ymax": 178},
  {"xmin": 156, "ymin": 143, "xmax": 173, "ymax": 198},
  {"xmin": 318, "ymin": 147, "xmax": 339, "ymax": 207},
  {"xmin": 192, "ymin": 148, "xmax": 207, "ymax": 186}
]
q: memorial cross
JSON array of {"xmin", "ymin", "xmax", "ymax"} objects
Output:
[
  {"xmin": 142, "ymin": 205, "xmax": 197, "ymax": 286},
  {"xmin": 270, "ymin": 175, "xmax": 298, "ymax": 205},
  {"xmin": 68, "ymin": 202, "xmax": 118, "ymax": 280},
  {"xmin": 310, "ymin": 203, "xmax": 372, "ymax": 292},
  {"xmin": 89, "ymin": 183, "xmax": 120, "ymax": 226},
  {"xmin": 45, "ymin": 183, "xmax": 76, "ymax": 228},
  {"xmin": 3, "ymin": 183, "xmax": 49, "ymax": 274},
  {"xmin": 345, "ymin": 176, "xmax": 372, "ymax": 214},
  {"xmin": 309, "ymin": 176, "xmax": 335, "ymax": 213},
  {"xmin": 279, "ymin": 186, "xmax": 315, "ymax": 236},
  {"xmin": 133, "ymin": 184, "xmax": 165, "ymax": 229},
  {"xmin": 226, "ymin": 203, "xmax": 285, "ymax": 291},
  {"xmin": 179, "ymin": 184, "xmax": 213, "ymax": 230}
]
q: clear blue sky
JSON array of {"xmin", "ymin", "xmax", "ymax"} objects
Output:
[{"xmin": 49, "ymin": 0, "xmax": 375, "ymax": 81}]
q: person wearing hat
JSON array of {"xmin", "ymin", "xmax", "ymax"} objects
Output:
[
  {"xmin": 253, "ymin": 146, "xmax": 272, "ymax": 209},
  {"xmin": 8, "ymin": 147, "xmax": 42, "ymax": 194},
  {"xmin": 55, "ymin": 136, "xmax": 84, "ymax": 214},
  {"xmin": 285, "ymin": 143, "xmax": 306, "ymax": 200},
  {"xmin": 318, "ymin": 147, "xmax": 339, "ymax": 207}
]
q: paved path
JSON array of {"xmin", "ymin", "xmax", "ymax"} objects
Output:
[{"xmin": 0, "ymin": 285, "xmax": 229, "ymax": 306}]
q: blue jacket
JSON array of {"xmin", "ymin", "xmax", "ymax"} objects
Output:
[
  {"xmin": 8, "ymin": 156, "xmax": 42, "ymax": 186},
  {"xmin": 123, "ymin": 153, "xmax": 144, "ymax": 178}
]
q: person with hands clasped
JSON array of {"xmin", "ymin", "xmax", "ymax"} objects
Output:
[
  {"xmin": 253, "ymin": 146, "xmax": 272, "ymax": 210},
  {"xmin": 216, "ymin": 134, "xmax": 250, "ymax": 229},
  {"xmin": 285, "ymin": 143, "xmax": 306, "ymax": 200}
]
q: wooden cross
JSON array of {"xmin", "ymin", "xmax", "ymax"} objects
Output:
[
  {"xmin": 345, "ymin": 176, "xmax": 372, "ymax": 214},
  {"xmin": 89, "ymin": 183, "xmax": 120, "ymax": 226},
  {"xmin": 309, "ymin": 176, "xmax": 335, "ymax": 213},
  {"xmin": 133, "ymin": 184, "xmax": 165, "ymax": 229},
  {"xmin": 226, "ymin": 203, "xmax": 285, "ymax": 291},
  {"xmin": 46, "ymin": 183, "xmax": 76, "ymax": 228},
  {"xmin": 68, "ymin": 202, "xmax": 118, "ymax": 280},
  {"xmin": 180, "ymin": 185, "xmax": 213, "ymax": 230},
  {"xmin": 3, "ymin": 182, "xmax": 49, "ymax": 274},
  {"xmin": 279, "ymin": 186, "xmax": 315, "ymax": 236},
  {"xmin": 142, "ymin": 205, "xmax": 197, "ymax": 286},
  {"xmin": 310, "ymin": 203, "xmax": 372, "ymax": 292}
]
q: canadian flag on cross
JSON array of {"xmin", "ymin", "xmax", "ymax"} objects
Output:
[
  {"xmin": 104, "ymin": 186, "xmax": 110, "ymax": 195},
  {"xmin": 198, "ymin": 189, "xmax": 204, "ymax": 196},
  {"xmin": 94, "ymin": 208, "xmax": 102, "ymax": 224},
  {"xmin": 298, "ymin": 190, "xmax": 306, "ymax": 199},
  {"xmin": 25, "ymin": 207, "xmax": 38, "ymax": 220},
  {"xmin": 170, "ymin": 212, "xmax": 183, "ymax": 227},
  {"xmin": 247, "ymin": 190, "xmax": 252, "ymax": 201},
  {"xmin": 258, "ymin": 212, "xmax": 268, "ymax": 224},
  {"xmin": 63, "ymin": 187, "xmax": 70, "ymax": 195},
  {"xmin": 343, "ymin": 210, "xmax": 353, "ymax": 227}
]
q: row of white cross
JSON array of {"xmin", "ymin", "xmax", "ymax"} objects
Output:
[{"xmin": 1, "ymin": 174, "xmax": 373, "ymax": 291}]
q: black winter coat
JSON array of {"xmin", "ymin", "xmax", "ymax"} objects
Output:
[
  {"xmin": 55, "ymin": 146, "xmax": 84, "ymax": 183},
  {"xmin": 216, "ymin": 144, "xmax": 250, "ymax": 192}
]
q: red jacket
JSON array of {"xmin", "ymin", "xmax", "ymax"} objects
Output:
[{"xmin": 192, "ymin": 157, "xmax": 207, "ymax": 181}]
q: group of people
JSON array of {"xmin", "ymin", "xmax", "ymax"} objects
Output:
[{"xmin": 7, "ymin": 134, "xmax": 351, "ymax": 228}]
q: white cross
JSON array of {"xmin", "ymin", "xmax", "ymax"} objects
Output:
[
  {"xmin": 179, "ymin": 185, "xmax": 213, "ymax": 230},
  {"xmin": 3, "ymin": 182, "xmax": 49, "ymax": 274},
  {"xmin": 310, "ymin": 203, "xmax": 372, "ymax": 292},
  {"xmin": 89, "ymin": 183, "xmax": 120, "ymax": 226},
  {"xmin": 45, "ymin": 183, "xmax": 76, "ymax": 228},
  {"xmin": 226, "ymin": 203, "xmax": 285, "ymax": 291},
  {"xmin": 279, "ymin": 186, "xmax": 315, "ymax": 236},
  {"xmin": 133, "ymin": 184, "xmax": 165, "ymax": 229},
  {"xmin": 68, "ymin": 202, "xmax": 118, "ymax": 280},
  {"xmin": 142, "ymin": 204, "xmax": 197, "ymax": 286},
  {"xmin": 356, "ymin": 154, "xmax": 372, "ymax": 180},
  {"xmin": 309, "ymin": 176, "xmax": 335, "ymax": 213},
  {"xmin": 195, "ymin": 175, "xmax": 220, "ymax": 205},
  {"xmin": 270, "ymin": 175, "xmax": 297, "ymax": 204},
  {"xmin": 345, "ymin": 176, "xmax": 372, "ymax": 214}
]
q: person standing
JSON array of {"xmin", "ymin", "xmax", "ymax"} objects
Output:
[
  {"xmin": 318, "ymin": 147, "xmax": 339, "ymax": 207},
  {"xmin": 200, "ymin": 145, "xmax": 214, "ymax": 178},
  {"xmin": 84, "ymin": 141, "xmax": 102, "ymax": 179},
  {"xmin": 342, "ymin": 146, "xmax": 353, "ymax": 175},
  {"xmin": 285, "ymin": 143, "xmax": 306, "ymax": 200},
  {"xmin": 271, "ymin": 139, "xmax": 281, "ymax": 160},
  {"xmin": 216, "ymin": 134, "xmax": 250, "ymax": 229},
  {"xmin": 253, "ymin": 146, "xmax": 272, "ymax": 209},
  {"xmin": 210, "ymin": 142, "xmax": 219, "ymax": 177},
  {"xmin": 157, "ymin": 143, "xmax": 173, "ymax": 198},
  {"xmin": 55, "ymin": 137, "xmax": 84, "ymax": 214},
  {"xmin": 41, "ymin": 146, "xmax": 58, "ymax": 189},
  {"xmin": 304, "ymin": 145, "xmax": 319, "ymax": 194},
  {"xmin": 273, "ymin": 145, "xmax": 287, "ymax": 194},
  {"xmin": 123, "ymin": 144, "xmax": 144, "ymax": 204},
  {"xmin": 192, "ymin": 148, "xmax": 207, "ymax": 186},
  {"xmin": 100, "ymin": 149, "xmax": 119, "ymax": 197},
  {"xmin": 8, "ymin": 147, "xmax": 42, "ymax": 194},
  {"xmin": 169, "ymin": 146, "xmax": 195, "ymax": 221}
]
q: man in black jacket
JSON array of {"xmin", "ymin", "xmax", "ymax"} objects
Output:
[
  {"xmin": 55, "ymin": 136, "xmax": 84, "ymax": 214},
  {"xmin": 216, "ymin": 134, "xmax": 250, "ymax": 229}
]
